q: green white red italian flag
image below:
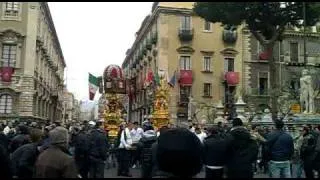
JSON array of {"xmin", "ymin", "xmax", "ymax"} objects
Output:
[{"xmin": 89, "ymin": 73, "xmax": 99, "ymax": 100}]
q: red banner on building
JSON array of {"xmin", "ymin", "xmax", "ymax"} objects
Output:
[
  {"xmin": 225, "ymin": 72, "xmax": 239, "ymax": 86},
  {"xmin": 179, "ymin": 70, "xmax": 192, "ymax": 85},
  {"xmin": 259, "ymin": 48, "xmax": 272, "ymax": 60},
  {"xmin": 0, "ymin": 67, "xmax": 14, "ymax": 83}
]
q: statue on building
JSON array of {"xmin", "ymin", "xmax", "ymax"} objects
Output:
[
  {"xmin": 261, "ymin": 108, "xmax": 272, "ymax": 122},
  {"xmin": 300, "ymin": 69, "xmax": 314, "ymax": 114}
]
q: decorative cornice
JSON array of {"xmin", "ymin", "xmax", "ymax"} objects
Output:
[
  {"xmin": 0, "ymin": 87, "xmax": 22, "ymax": 94},
  {"xmin": 283, "ymin": 30, "xmax": 320, "ymax": 38},
  {"xmin": 0, "ymin": 28, "xmax": 25, "ymax": 38},
  {"xmin": 200, "ymin": 50, "xmax": 214, "ymax": 56},
  {"xmin": 41, "ymin": 2, "xmax": 66, "ymax": 68},
  {"xmin": 177, "ymin": 46, "xmax": 195, "ymax": 54},
  {"xmin": 220, "ymin": 48, "xmax": 239, "ymax": 56}
]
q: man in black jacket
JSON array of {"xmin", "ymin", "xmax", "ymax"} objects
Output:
[
  {"xmin": 88, "ymin": 122, "xmax": 109, "ymax": 178},
  {"xmin": 0, "ymin": 143, "xmax": 11, "ymax": 179},
  {"xmin": 265, "ymin": 119, "xmax": 294, "ymax": 178},
  {"xmin": 9, "ymin": 125, "xmax": 30, "ymax": 154},
  {"xmin": 138, "ymin": 125, "xmax": 157, "ymax": 178},
  {"xmin": 203, "ymin": 126, "xmax": 229, "ymax": 178},
  {"xmin": 74, "ymin": 126, "xmax": 90, "ymax": 178},
  {"xmin": 11, "ymin": 129, "xmax": 42, "ymax": 178},
  {"xmin": 300, "ymin": 126, "xmax": 317, "ymax": 178},
  {"xmin": 226, "ymin": 118, "xmax": 259, "ymax": 178}
]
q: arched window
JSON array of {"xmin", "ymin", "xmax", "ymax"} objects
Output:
[{"xmin": 0, "ymin": 94, "xmax": 12, "ymax": 114}]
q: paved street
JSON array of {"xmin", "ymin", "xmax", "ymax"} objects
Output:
[{"xmin": 104, "ymin": 167, "xmax": 269, "ymax": 178}]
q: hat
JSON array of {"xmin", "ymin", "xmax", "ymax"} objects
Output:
[
  {"xmin": 49, "ymin": 127, "xmax": 69, "ymax": 145},
  {"xmin": 156, "ymin": 128, "xmax": 203, "ymax": 177}
]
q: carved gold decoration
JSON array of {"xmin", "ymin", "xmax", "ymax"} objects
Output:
[
  {"xmin": 103, "ymin": 93, "xmax": 122, "ymax": 140},
  {"xmin": 152, "ymin": 75, "xmax": 170, "ymax": 129}
]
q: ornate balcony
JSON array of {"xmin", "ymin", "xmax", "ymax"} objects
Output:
[
  {"xmin": 178, "ymin": 28, "xmax": 194, "ymax": 41},
  {"xmin": 222, "ymin": 25, "xmax": 237, "ymax": 44}
]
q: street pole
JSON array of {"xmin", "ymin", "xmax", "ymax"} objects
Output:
[{"xmin": 303, "ymin": 2, "xmax": 307, "ymax": 67}]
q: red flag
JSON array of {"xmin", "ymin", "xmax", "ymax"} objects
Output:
[{"xmin": 0, "ymin": 67, "xmax": 14, "ymax": 82}]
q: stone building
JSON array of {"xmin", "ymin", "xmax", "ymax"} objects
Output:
[
  {"xmin": 122, "ymin": 2, "xmax": 246, "ymax": 125},
  {"xmin": 244, "ymin": 26, "xmax": 320, "ymax": 114},
  {"xmin": 72, "ymin": 99, "xmax": 80, "ymax": 122},
  {"xmin": 62, "ymin": 88, "xmax": 79, "ymax": 125},
  {"xmin": 0, "ymin": 2, "xmax": 66, "ymax": 125}
]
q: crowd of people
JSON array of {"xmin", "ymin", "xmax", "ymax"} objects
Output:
[
  {"xmin": 116, "ymin": 118, "xmax": 320, "ymax": 178},
  {"xmin": 0, "ymin": 118, "xmax": 320, "ymax": 178}
]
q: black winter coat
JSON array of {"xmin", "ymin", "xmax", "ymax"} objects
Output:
[
  {"xmin": 9, "ymin": 134, "xmax": 30, "ymax": 153},
  {"xmin": 88, "ymin": 128, "xmax": 109, "ymax": 162},
  {"xmin": 300, "ymin": 133, "xmax": 317, "ymax": 162},
  {"xmin": 0, "ymin": 144, "xmax": 11, "ymax": 179},
  {"xmin": 226, "ymin": 126, "xmax": 258, "ymax": 177},
  {"xmin": 203, "ymin": 134, "xmax": 229, "ymax": 167},
  {"xmin": 0, "ymin": 133, "xmax": 9, "ymax": 153},
  {"xmin": 74, "ymin": 131, "xmax": 90, "ymax": 161},
  {"xmin": 11, "ymin": 143, "xmax": 39, "ymax": 178},
  {"xmin": 138, "ymin": 131, "xmax": 157, "ymax": 178}
]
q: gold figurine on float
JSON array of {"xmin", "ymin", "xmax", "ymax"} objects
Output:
[{"xmin": 152, "ymin": 75, "xmax": 170, "ymax": 130}]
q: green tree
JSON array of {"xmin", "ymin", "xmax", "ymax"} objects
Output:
[{"xmin": 194, "ymin": 2, "xmax": 320, "ymax": 120}]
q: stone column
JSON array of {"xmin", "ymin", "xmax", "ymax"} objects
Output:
[
  {"xmin": 214, "ymin": 101, "xmax": 227, "ymax": 124},
  {"xmin": 235, "ymin": 96, "xmax": 247, "ymax": 123}
]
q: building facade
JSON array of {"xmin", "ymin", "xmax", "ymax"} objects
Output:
[
  {"xmin": 122, "ymin": 2, "xmax": 246, "ymax": 125},
  {"xmin": 0, "ymin": 2, "xmax": 66, "ymax": 125},
  {"xmin": 244, "ymin": 27, "xmax": 320, "ymax": 114},
  {"xmin": 62, "ymin": 88, "xmax": 80, "ymax": 125}
]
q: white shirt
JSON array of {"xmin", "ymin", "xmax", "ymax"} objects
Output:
[
  {"xmin": 131, "ymin": 127, "xmax": 144, "ymax": 143},
  {"xmin": 196, "ymin": 131, "xmax": 207, "ymax": 143},
  {"xmin": 3, "ymin": 126, "xmax": 10, "ymax": 135},
  {"xmin": 119, "ymin": 128, "xmax": 133, "ymax": 149}
]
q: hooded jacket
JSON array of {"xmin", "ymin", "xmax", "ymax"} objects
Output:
[{"xmin": 34, "ymin": 145, "xmax": 78, "ymax": 178}]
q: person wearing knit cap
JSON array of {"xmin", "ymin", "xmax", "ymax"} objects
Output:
[
  {"xmin": 34, "ymin": 126, "xmax": 78, "ymax": 178},
  {"xmin": 153, "ymin": 128, "xmax": 204, "ymax": 178}
]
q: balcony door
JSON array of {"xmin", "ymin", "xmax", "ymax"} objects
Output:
[
  {"xmin": 180, "ymin": 86, "xmax": 191, "ymax": 104},
  {"xmin": 224, "ymin": 57, "xmax": 234, "ymax": 73},
  {"xmin": 181, "ymin": 16, "xmax": 191, "ymax": 30},
  {"xmin": 258, "ymin": 72, "xmax": 269, "ymax": 95}
]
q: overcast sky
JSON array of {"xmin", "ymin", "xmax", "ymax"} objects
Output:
[{"xmin": 48, "ymin": 2, "xmax": 153, "ymax": 102}]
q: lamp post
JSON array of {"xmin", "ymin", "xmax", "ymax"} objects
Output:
[{"xmin": 303, "ymin": 2, "xmax": 307, "ymax": 66}]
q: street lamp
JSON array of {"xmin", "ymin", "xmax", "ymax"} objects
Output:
[{"xmin": 303, "ymin": 2, "xmax": 307, "ymax": 66}]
